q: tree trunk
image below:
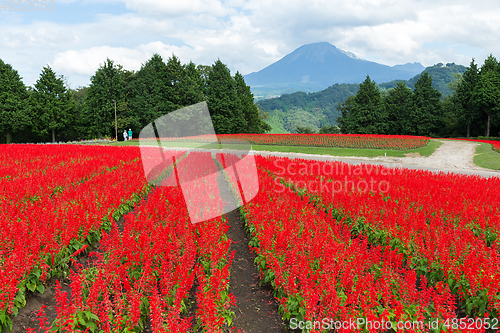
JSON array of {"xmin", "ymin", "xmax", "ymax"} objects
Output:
[
  {"xmin": 467, "ymin": 123, "xmax": 470, "ymax": 138},
  {"xmin": 5, "ymin": 130, "xmax": 9, "ymax": 144},
  {"xmin": 486, "ymin": 112, "xmax": 491, "ymax": 138},
  {"xmin": 52, "ymin": 128, "xmax": 55, "ymax": 143}
]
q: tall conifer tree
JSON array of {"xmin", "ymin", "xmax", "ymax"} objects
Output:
[
  {"xmin": 0, "ymin": 59, "xmax": 29, "ymax": 143},
  {"xmin": 29, "ymin": 66, "xmax": 74, "ymax": 142},
  {"xmin": 206, "ymin": 59, "xmax": 246, "ymax": 134},
  {"xmin": 412, "ymin": 72, "xmax": 443, "ymax": 136}
]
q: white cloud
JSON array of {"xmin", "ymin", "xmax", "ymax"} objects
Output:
[
  {"xmin": 2, "ymin": 0, "xmax": 500, "ymax": 87},
  {"xmin": 122, "ymin": 0, "xmax": 230, "ymax": 17},
  {"xmin": 51, "ymin": 42, "xmax": 196, "ymax": 75}
]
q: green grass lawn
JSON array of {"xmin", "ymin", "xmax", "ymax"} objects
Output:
[
  {"xmin": 110, "ymin": 138, "xmax": 442, "ymax": 158},
  {"xmin": 473, "ymin": 143, "xmax": 500, "ymax": 170}
]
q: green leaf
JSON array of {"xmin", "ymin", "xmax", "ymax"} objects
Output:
[
  {"xmin": 37, "ymin": 284, "xmax": 45, "ymax": 294},
  {"xmin": 27, "ymin": 282, "xmax": 36, "ymax": 292},
  {"xmin": 32, "ymin": 269, "xmax": 42, "ymax": 278}
]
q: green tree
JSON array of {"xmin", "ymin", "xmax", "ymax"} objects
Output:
[
  {"xmin": 68, "ymin": 86, "xmax": 90, "ymax": 140},
  {"xmin": 454, "ymin": 60, "xmax": 480, "ymax": 137},
  {"xmin": 206, "ymin": 59, "xmax": 247, "ymax": 134},
  {"xmin": 84, "ymin": 58, "xmax": 127, "ymax": 138},
  {"xmin": 295, "ymin": 126, "xmax": 316, "ymax": 134},
  {"xmin": 441, "ymin": 95, "xmax": 460, "ymax": 137},
  {"xmin": 336, "ymin": 95, "xmax": 356, "ymax": 134},
  {"xmin": 318, "ymin": 125, "xmax": 340, "ymax": 134},
  {"xmin": 411, "ymin": 72, "xmax": 443, "ymax": 136},
  {"xmin": 474, "ymin": 55, "xmax": 500, "ymax": 137},
  {"xmin": 344, "ymin": 75, "xmax": 387, "ymax": 134},
  {"xmin": 0, "ymin": 59, "xmax": 29, "ymax": 143},
  {"xmin": 384, "ymin": 82, "xmax": 413, "ymax": 135},
  {"xmin": 172, "ymin": 60, "xmax": 205, "ymax": 108},
  {"xmin": 129, "ymin": 54, "xmax": 173, "ymax": 130},
  {"xmin": 234, "ymin": 71, "xmax": 269, "ymax": 133},
  {"xmin": 165, "ymin": 54, "xmax": 185, "ymax": 111},
  {"xmin": 29, "ymin": 66, "xmax": 74, "ymax": 142},
  {"xmin": 196, "ymin": 64, "xmax": 212, "ymax": 95}
]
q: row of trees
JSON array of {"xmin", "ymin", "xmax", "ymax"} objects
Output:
[
  {"xmin": 337, "ymin": 55, "xmax": 500, "ymax": 138},
  {"xmin": 0, "ymin": 55, "xmax": 270, "ymax": 143},
  {"xmin": 337, "ymin": 72, "xmax": 443, "ymax": 136},
  {"xmin": 453, "ymin": 55, "xmax": 500, "ymax": 137}
]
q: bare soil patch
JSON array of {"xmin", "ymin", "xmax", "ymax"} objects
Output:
[
  {"xmin": 404, "ymin": 152, "xmax": 421, "ymax": 158},
  {"xmin": 367, "ymin": 140, "xmax": 494, "ymax": 171},
  {"xmin": 225, "ymin": 209, "xmax": 290, "ymax": 333}
]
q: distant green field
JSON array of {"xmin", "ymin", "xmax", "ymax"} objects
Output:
[{"xmin": 110, "ymin": 138, "xmax": 442, "ymax": 158}]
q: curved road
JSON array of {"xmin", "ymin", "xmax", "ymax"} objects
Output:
[
  {"xmin": 252, "ymin": 140, "xmax": 500, "ymax": 178},
  {"xmin": 160, "ymin": 139, "xmax": 500, "ymax": 178}
]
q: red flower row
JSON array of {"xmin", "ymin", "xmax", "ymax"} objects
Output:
[
  {"xmin": 241, "ymin": 158, "xmax": 461, "ymax": 332},
  {"xmin": 24, "ymin": 149, "xmax": 235, "ymax": 332},
  {"xmin": 150, "ymin": 134, "xmax": 431, "ymax": 150},
  {"xmin": 261, "ymin": 154, "xmax": 500, "ymax": 320},
  {"xmin": 0, "ymin": 145, "xmax": 149, "ymax": 330}
]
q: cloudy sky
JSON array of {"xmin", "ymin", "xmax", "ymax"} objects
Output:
[{"xmin": 1, "ymin": 0, "xmax": 499, "ymax": 89}]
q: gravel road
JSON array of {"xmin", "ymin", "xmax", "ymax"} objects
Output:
[
  {"xmin": 158, "ymin": 139, "xmax": 500, "ymax": 178},
  {"xmin": 251, "ymin": 139, "xmax": 500, "ymax": 178}
]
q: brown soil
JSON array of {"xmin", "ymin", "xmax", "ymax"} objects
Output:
[
  {"xmin": 225, "ymin": 209, "xmax": 290, "ymax": 333},
  {"xmin": 9, "ymin": 247, "xmax": 94, "ymax": 332},
  {"xmin": 404, "ymin": 152, "xmax": 421, "ymax": 157}
]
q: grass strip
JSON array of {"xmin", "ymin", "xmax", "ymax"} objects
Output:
[
  {"xmin": 108, "ymin": 139, "xmax": 442, "ymax": 158},
  {"xmin": 473, "ymin": 142, "xmax": 500, "ymax": 170}
]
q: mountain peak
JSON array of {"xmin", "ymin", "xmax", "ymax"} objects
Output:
[
  {"xmin": 244, "ymin": 42, "xmax": 424, "ymax": 97},
  {"xmin": 287, "ymin": 42, "xmax": 361, "ymax": 63}
]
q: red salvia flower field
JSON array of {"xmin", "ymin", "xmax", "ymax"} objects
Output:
[
  {"xmin": 144, "ymin": 133, "xmax": 431, "ymax": 150},
  {"xmin": 1, "ymin": 138, "xmax": 500, "ymax": 332}
]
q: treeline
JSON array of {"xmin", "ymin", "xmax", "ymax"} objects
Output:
[
  {"xmin": 257, "ymin": 63, "xmax": 466, "ymax": 134},
  {"xmin": 0, "ymin": 54, "xmax": 270, "ymax": 143},
  {"xmin": 337, "ymin": 55, "xmax": 500, "ymax": 137}
]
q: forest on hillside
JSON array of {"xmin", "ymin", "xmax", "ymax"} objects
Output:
[
  {"xmin": 0, "ymin": 55, "xmax": 270, "ymax": 144},
  {"xmin": 257, "ymin": 63, "xmax": 467, "ymax": 134},
  {"xmin": 337, "ymin": 57, "xmax": 500, "ymax": 138},
  {"xmin": 378, "ymin": 62, "xmax": 466, "ymax": 96}
]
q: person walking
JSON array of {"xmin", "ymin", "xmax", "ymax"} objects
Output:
[
  {"xmin": 123, "ymin": 130, "xmax": 128, "ymax": 141},
  {"xmin": 128, "ymin": 128, "xmax": 133, "ymax": 140}
]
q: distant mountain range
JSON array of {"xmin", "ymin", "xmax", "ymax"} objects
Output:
[
  {"xmin": 257, "ymin": 62, "xmax": 467, "ymax": 134},
  {"xmin": 244, "ymin": 42, "xmax": 425, "ymax": 99}
]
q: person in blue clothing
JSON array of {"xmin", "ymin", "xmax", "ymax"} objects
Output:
[
  {"xmin": 128, "ymin": 128, "xmax": 133, "ymax": 140},
  {"xmin": 123, "ymin": 129, "xmax": 128, "ymax": 141}
]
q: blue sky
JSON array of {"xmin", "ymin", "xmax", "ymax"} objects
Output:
[{"xmin": 1, "ymin": 0, "xmax": 499, "ymax": 89}]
